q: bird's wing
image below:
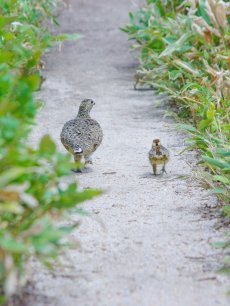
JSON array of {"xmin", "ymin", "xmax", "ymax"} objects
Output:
[{"xmin": 148, "ymin": 148, "xmax": 155, "ymax": 158}]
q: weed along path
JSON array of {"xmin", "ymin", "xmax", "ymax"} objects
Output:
[{"xmin": 30, "ymin": 1, "xmax": 229, "ymax": 306}]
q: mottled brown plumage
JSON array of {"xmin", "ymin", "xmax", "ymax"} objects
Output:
[
  {"xmin": 148, "ymin": 139, "xmax": 169, "ymax": 175},
  {"xmin": 60, "ymin": 99, "xmax": 103, "ymax": 169}
]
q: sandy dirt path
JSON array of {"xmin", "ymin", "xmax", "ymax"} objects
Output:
[{"xmin": 29, "ymin": 1, "xmax": 229, "ymax": 305}]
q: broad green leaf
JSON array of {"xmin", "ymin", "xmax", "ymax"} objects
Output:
[
  {"xmin": 202, "ymin": 156, "xmax": 230, "ymax": 170},
  {"xmin": 0, "ymin": 238, "xmax": 26, "ymax": 253},
  {"xmin": 55, "ymin": 187, "xmax": 102, "ymax": 209},
  {"xmin": 173, "ymin": 59, "xmax": 200, "ymax": 76},
  {"xmin": 198, "ymin": 119, "xmax": 212, "ymax": 130},
  {"xmin": 0, "ymin": 51, "xmax": 14, "ymax": 63},
  {"xmin": 178, "ymin": 124, "xmax": 197, "ymax": 133},
  {"xmin": 206, "ymin": 102, "xmax": 215, "ymax": 121},
  {"xmin": 39, "ymin": 135, "xmax": 56, "ymax": 155},
  {"xmin": 129, "ymin": 12, "xmax": 135, "ymax": 22},
  {"xmin": 0, "ymin": 15, "xmax": 17, "ymax": 28},
  {"xmin": 209, "ymin": 188, "xmax": 227, "ymax": 195},
  {"xmin": 159, "ymin": 33, "xmax": 192, "ymax": 58},
  {"xmin": 0, "ymin": 202, "xmax": 24, "ymax": 214},
  {"xmin": 216, "ymin": 149, "xmax": 230, "ymax": 157},
  {"xmin": 198, "ymin": 0, "xmax": 212, "ymax": 26},
  {"xmin": 169, "ymin": 70, "xmax": 182, "ymax": 81},
  {"xmin": 25, "ymin": 74, "xmax": 41, "ymax": 91},
  {"xmin": 0, "ymin": 168, "xmax": 27, "ymax": 188},
  {"xmin": 213, "ymin": 175, "xmax": 229, "ymax": 184},
  {"xmin": 222, "ymin": 205, "xmax": 230, "ymax": 218},
  {"xmin": 212, "ymin": 241, "xmax": 229, "ymax": 249}
]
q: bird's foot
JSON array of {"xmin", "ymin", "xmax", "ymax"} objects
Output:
[
  {"xmin": 161, "ymin": 167, "xmax": 167, "ymax": 174},
  {"xmin": 71, "ymin": 161, "xmax": 84, "ymax": 173},
  {"xmin": 72, "ymin": 168, "xmax": 83, "ymax": 173},
  {"xmin": 84, "ymin": 155, "xmax": 93, "ymax": 165},
  {"xmin": 85, "ymin": 159, "xmax": 93, "ymax": 165}
]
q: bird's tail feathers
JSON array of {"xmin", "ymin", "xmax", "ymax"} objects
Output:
[{"xmin": 73, "ymin": 144, "xmax": 83, "ymax": 154}]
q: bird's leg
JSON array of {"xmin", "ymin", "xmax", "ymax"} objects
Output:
[
  {"xmin": 84, "ymin": 154, "xmax": 93, "ymax": 165},
  {"xmin": 152, "ymin": 164, "xmax": 157, "ymax": 175},
  {"xmin": 72, "ymin": 154, "xmax": 84, "ymax": 173},
  {"xmin": 161, "ymin": 162, "xmax": 167, "ymax": 174}
]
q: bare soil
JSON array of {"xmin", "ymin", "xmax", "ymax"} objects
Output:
[{"xmin": 28, "ymin": 0, "xmax": 229, "ymax": 305}]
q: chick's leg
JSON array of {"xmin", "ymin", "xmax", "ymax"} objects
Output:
[
  {"xmin": 152, "ymin": 164, "xmax": 157, "ymax": 175},
  {"xmin": 161, "ymin": 161, "xmax": 167, "ymax": 174}
]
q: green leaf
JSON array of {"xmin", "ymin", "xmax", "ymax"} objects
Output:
[
  {"xmin": 173, "ymin": 59, "xmax": 200, "ymax": 76},
  {"xmin": 177, "ymin": 124, "xmax": 197, "ymax": 133},
  {"xmin": 206, "ymin": 102, "xmax": 215, "ymax": 121},
  {"xmin": 202, "ymin": 156, "xmax": 230, "ymax": 170},
  {"xmin": 208, "ymin": 188, "xmax": 227, "ymax": 195},
  {"xmin": 222, "ymin": 205, "xmax": 230, "ymax": 218},
  {"xmin": 0, "ymin": 15, "xmax": 17, "ymax": 28},
  {"xmin": 26, "ymin": 74, "xmax": 41, "ymax": 91},
  {"xmin": 0, "ymin": 202, "xmax": 24, "ymax": 214},
  {"xmin": 0, "ymin": 238, "xmax": 26, "ymax": 253},
  {"xmin": 213, "ymin": 175, "xmax": 229, "ymax": 184},
  {"xmin": 169, "ymin": 70, "xmax": 182, "ymax": 81},
  {"xmin": 52, "ymin": 185, "xmax": 102, "ymax": 210},
  {"xmin": 147, "ymin": 39, "xmax": 165, "ymax": 52},
  {"xmin": 159, "ymin": 33, "xmax": 192, "ymax": 58},
  {"xmin": 0, "ymin": 168, "xmax": 27, "ymax": 188},
  {"xmin": 39, "ymin": 135, "xmax": 56, "ymax": 156},
  {"xmin": 198, "ymin": 0, "xmax": 212, "ymax": 26},
  {"xmin": 216, "ymin": 149, "xmax": 230, "ymax": 157},
  {"xmin": 54, "ymin": 33, "xmax": 82, "ymax": 42},
  {"xmin": 129, "ymin": 12, "xmax": 135, "ymax": 23},
  {"xmin": 0, "ymin": 51, "xmax": 14, "ymax": 63},
  {"xmin": 212, "ymin": 241, "xmax": 228, "ymax": 249},
  {"xmin": 198, "ymin": 119, "xmax": 212, "ymax": 130}
]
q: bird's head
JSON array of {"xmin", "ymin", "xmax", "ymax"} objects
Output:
[
  {"xmin": 78, "ymin": 99, "xmax": 95, "ymax": 117},
  {"xmin": 152, "ymin": 139, "xmax": 161, "ymax": 147}
]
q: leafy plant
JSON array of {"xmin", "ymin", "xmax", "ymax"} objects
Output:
[{"xmin": 0, "ymin": 0, "xmax": 98, "ymax": 303}]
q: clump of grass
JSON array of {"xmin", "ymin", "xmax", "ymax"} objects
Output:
[{"xmin": 0, "ymin": 0, "xmax": 98, "ymax": 303}]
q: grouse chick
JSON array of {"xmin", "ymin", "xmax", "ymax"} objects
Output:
[
  {"xmin": 60, "ymin": 99, "xmax": 103, "ymax": 170},
  {"xmin": 148, "ymin": 139, "xmax": 169, "ymax": 175}
]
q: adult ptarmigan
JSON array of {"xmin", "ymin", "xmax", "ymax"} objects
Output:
[{"xmin": 60, "ymin": 99, "xmax": 103, "ymax": 171}]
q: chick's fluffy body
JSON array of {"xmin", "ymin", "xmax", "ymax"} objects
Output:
[{"xmin": 149, "ymin": 139, "xmax": 169, "ymax": 175}]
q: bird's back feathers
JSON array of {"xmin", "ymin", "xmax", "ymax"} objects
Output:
[{"xmin": 61, "ymin": 117, "xmax": 103, "ymax": 156}]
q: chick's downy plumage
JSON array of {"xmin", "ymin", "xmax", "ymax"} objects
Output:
[
  {"xmin": 60, "ymin": 99, "xmax": 103, "ymax": 168},
  {"xmin": 148, "ymin": 139, "xmax": 169, "ymax": 175}
]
